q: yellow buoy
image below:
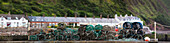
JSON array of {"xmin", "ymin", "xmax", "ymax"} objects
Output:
[
  {"xmin": 55, "ymin": 25, "xmax": 58, "ymax": 27},
  {"xmin": 48, "ymin": 26, "xmax": 51, "ymax": 28}
]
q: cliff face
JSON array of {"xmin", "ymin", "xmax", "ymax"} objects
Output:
[
  {"xmin": 124, "ymin": 0, "xmax": 170, "ymax": 29},
  {"xmin": 0, "ymin": 0, "xmax": 169, "ymax": 29}
]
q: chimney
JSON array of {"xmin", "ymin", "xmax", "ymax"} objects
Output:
[
  {"xmin": 85, "ymin": 14, "xmax": 87, "ymax": 18},
  {"xmin": 8, "ymin": 11, "xmax": 11, "ymax": 15},
  {"xmin": 25, "ymin": 13, "xmax": 29, "ymax": 20},
  {"xmin": 75, "ymin": 13, "xmax": 77, "ymax": 18},
  {"xmin": 31, "ymin": 14, "xmax": 33, "ymax": 16},
  {"xmin": 25, "ymin": 13, "xmax": 28, "ymax": 17},
  {"xmin": 107, "ymin": 15, "xmax": 109, "ymax": 19},
  {"xmin": 120, "ymin": 14, "xmax": 122, "ymax": 17},
  {"xmin": 100, "ymin": 14, "xmax": 102, "ymax": 19},
  {"xmin": 43, "ymin": 14, "xmax": 45, "ymax": 17},
  {"xmin": 93, "ymin": 15, "xmax": 95, "ymax": 19},
  {"xmin": 65, "ymin": 14, "xmax": 67, "ymax": 18},
  {"xmin": 130, "ymin": 14, "xmax": 133, "ymax": 17},
  {"xmin": 115, "ymin": 14, "xmax": 117, "ymax": 18},
  {"xmin": 25, "ymin": 13, "xmax": 28, "ymax": 18},
  {"xmin": 53, "ymin": 14, "xmax": 56, "ymax": 17},
  {"xmin": 125, "ymin": 14, "xmax": 128, "ymax": 17}
]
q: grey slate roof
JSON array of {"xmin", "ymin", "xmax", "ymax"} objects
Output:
[
  {"xmin": 0, "ymin": 14, "xmax": 25, "ymax": 20},
  {"xmin": 28, "ymin": 16, "xmax": 119, "ymax": 23}
]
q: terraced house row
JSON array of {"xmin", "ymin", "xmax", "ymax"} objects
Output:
[{"xmin": 0, "ymin": 13, "xmax": 143, "ymax": 28}]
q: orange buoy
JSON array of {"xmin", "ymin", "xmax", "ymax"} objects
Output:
[
  {"xmin": 115, "ymin": 29, "xmax": 118, "ymax": 32},
  {"xmin": 145, "ymin": 39, "xmax": 149, "ymax": 41},
  {"xmin": 144, "ymin": 37, "xmax": 150, "ymax": 41},
  {"xmin": 115, "ymin": 34, "xmax": 119, "ymax": 37}
]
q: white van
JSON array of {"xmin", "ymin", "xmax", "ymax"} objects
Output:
[{"xmin": 143, "ymin": 26, "xmax": 154, "ymax": 34}]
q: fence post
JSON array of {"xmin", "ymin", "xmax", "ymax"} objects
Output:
[{"xmin": 154, "ymin": 22, "xmax": 157, "ymax": 41}]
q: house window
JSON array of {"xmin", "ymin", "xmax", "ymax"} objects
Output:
[
  {"xmin": 22, "ymin": 18, "xmax": 24, "ymax": 21},
  {"xmin": 7, "ymin": 17, "xmax": 11, "ymax": 20},
  {"xmin": 42, "ymin": 23, "xmax": 45, "ymax": 27},
  {"xmin": 17, "ymin": 22, "xmax": 19, "ymax": 27},
  {"xmin": 36, "ymin": 19, "xmax": 39, "ymax": 21},
  {"xmin": 36, "ymin": 23, "xmax": 39, "ymax": 28},
  {"xmin": 16, "ymin": 17, "xmax": 18, "ymax": 20},
  {"xmin": 32, "ymin": 19, "xmax": 34, "ymax": 21},
  {"xmin": 41, "ymin": 19, "xmax": 43, "ymax": 21},
  {"xmin": 22, "ymin": 22, "xmax": 26, "ymax": 26},
  {"xmin": 49, "ymin": 23, "xmax": 51, "ymax": 26}
]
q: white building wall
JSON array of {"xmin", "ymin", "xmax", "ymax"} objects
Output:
[
  {"xmin": 79, "ymin": 22, "xmax": 119, "ymax": 27},
  {"xmin": 0, "ymin": 17, "xmax": 28, "ymax": 28}
]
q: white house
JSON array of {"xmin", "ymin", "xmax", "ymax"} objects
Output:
[
  {"xmin": 115, "ymin": 14, "xmax": 143, "ymax": 28},
  {"xmin": 0, "ymin": 14, "xmax": 28, "ymax": 28}
]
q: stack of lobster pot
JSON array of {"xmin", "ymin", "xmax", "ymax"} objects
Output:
[
  {"xmin": 118, "ymin": 22, "xmax": 144, "ymax": 40},
  {"xmin": 28, "ymin": 22, "xmax": 80, "ymax": 41},
  {"xmin": 28, "ymin": 22, "xmax": 144, "ymax": 41},
  {"xmin": 78, "ymin": 24, "xmax": 115, "ymax": 40}
]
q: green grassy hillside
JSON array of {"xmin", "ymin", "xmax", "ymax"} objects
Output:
[
  {"xmin": 124, "ymin": 0, "xmax": 170, "ymax": 29},
  {"xmin": 0, "ymin": 0, "xmax": 132, "ymax": 17},
  {"xmin": 0, "ymin": 0, "xmax": 169, "ymax": 29}
]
